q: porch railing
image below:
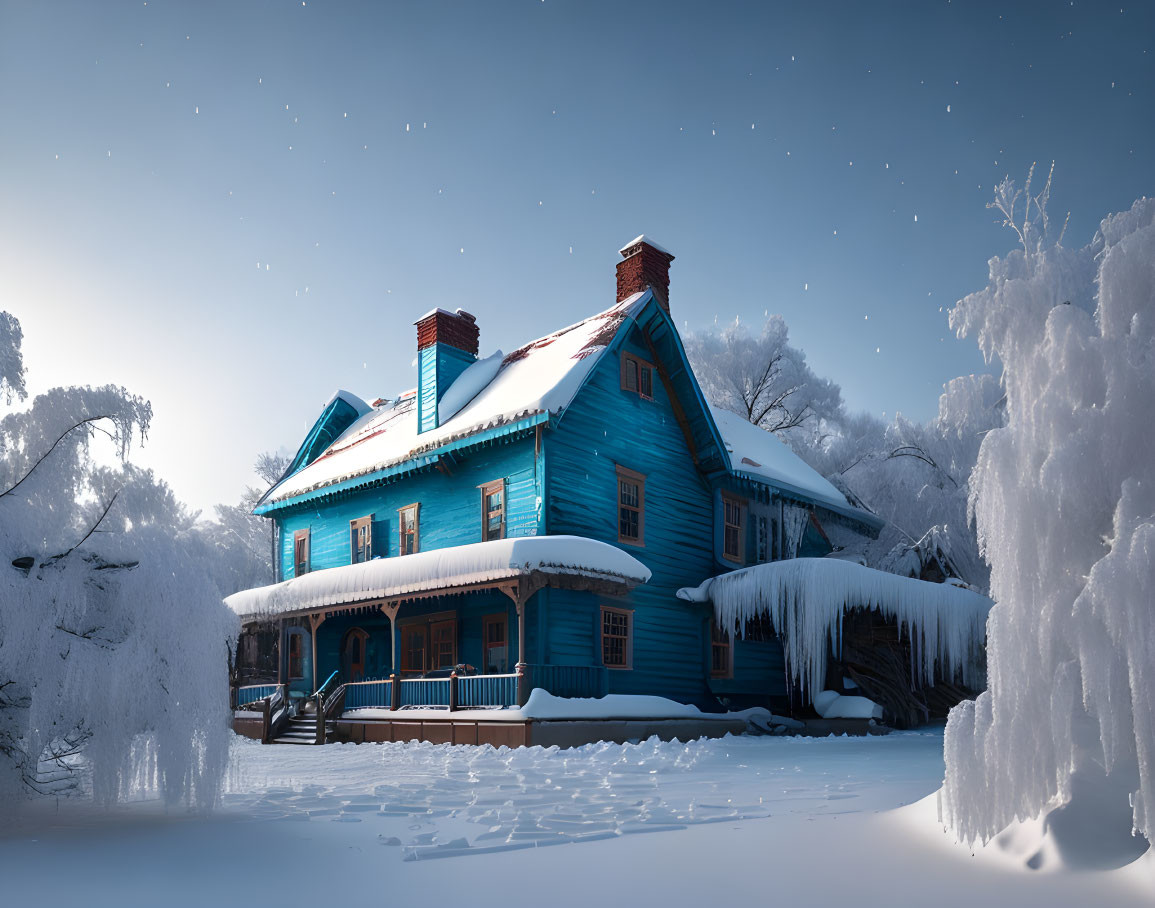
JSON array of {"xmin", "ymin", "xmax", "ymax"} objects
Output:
[
  {"xmin": 333, "ymin": 666, "xmax": 606, "ymax": 715},
  {"xmin": 344, "ymin": 678, "xmax": 394, "ymax": 709},
  {"xmin": 457, "ymin": 673, "xmax": 518, "ymax": 707},
  {"xmin": 399, "ymin": 678, "xmax": 451, "ymax": 707},
  {"xmin": 235, "ymin": 684, "xmax": 280, "ymax": 708}
]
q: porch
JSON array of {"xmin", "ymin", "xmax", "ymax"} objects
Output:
[{"xmin": 228, "ymin": 536, "xmax": 650, "ymax": 741}]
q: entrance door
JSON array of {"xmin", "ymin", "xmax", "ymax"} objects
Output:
[{"xmin": 342, "ymin": 627, "xmax": 369, "ymax": 681}]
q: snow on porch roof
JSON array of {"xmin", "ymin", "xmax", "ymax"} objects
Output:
[
  {"xmin": 225, "ymin": 536, "xmax": 652, "ymax": 619},
  {"xmin": 677, "ymin": 557, "xmax": 992, "ymax": 700},
  {"xmin": 261, "ymin": 292, "xmax": 649, "ymax": 507}
]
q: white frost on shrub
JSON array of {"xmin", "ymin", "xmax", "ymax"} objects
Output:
[
  {"xmin": 678, "ymin": 557, "xmax": 991, "ymax": 699},
  {"xmin": 941, "ymin": 185, "xmax": 1155, "ymax": 849}
]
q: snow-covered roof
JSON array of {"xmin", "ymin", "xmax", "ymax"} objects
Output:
[
  {"xmin": 226, "ymin": 535, "xmax": 651, "ymax": 619},
  {"xmin": 618, "ymin": 234, "xmax": 673, "ymax": 257},
  {"xmin": 708, "ymin": 405, "xmax": 861, "ymax": 516},
  {"xmin": 262, "ymin": 293, "xmax": 647, "ymax": 507},
  {"xmin": 678, "ymin": 558, "xmax": 992, "ymax": 698}
]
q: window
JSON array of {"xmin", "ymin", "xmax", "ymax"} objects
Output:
[
  {"xmin": 601, "ymin": 606, "xmax": 632, "ymax": 669},
  {"xmin": 399, "ymin": 504, "xmax": 419, "ymax": 555},
  {"xmin": 620, "ymin": 353, "xmax": 654, "ymax": 399},
  {"xmin": 711, "ymin": 625, "xmax": 732, "ymax": 678},
  {"xmin": 617, "ymin": 466, "xmax": 645, "ymax": 545},
  {"xmin": 723, "ymin": 495, "xmax": 745, "ymax": 563},
  {"xmin": 287, "ymin": 632, "xmax": 304, "ymax": 680},
  {"xmin": 293, "ymin": 529, "xmax": 310, "ymax": 576},
  {"xmin": 399, "ymin": 615, "xmax": 457, "ymax": 674},
  {"xmin": 755, "ymin": 515, "xmax": 769, "ymax": 563},
  {"xmin": 483, "ymin": 614, "xmax": 509, "ymax": 674},
  {"xmin": 480, "ymin": 480, "xmax": 505, "ymax": 541},
  {"xmin": 430, "ymin": 619, "xmax": 457, "ymax": 671},
  {"xmin": 401, "ymin": 624, "xmax": 427, "ymax": 674},
  {"xmin": 350, "ymin": 516, "xmax": 372, "ymax": 564}
]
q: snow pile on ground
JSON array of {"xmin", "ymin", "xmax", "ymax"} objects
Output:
[
  {"xmin": 813, "ymin": 690, "xmax": 883, "ymax": 720},
  {"xmin": 942, "ymin": 190, "xmax": 1155, "ymax": 861},
  {"xmin": 679, "ymin": 557, "xmax": 991, "ymax": 697},
  {"xmin": 226, "ymin": 535, "xmax": 651, "ymax": 618}
]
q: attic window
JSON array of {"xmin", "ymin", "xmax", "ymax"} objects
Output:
[
  {"xmin": 350, "ymin": 516, "xmax": 372, "ymax": 564},
  {"xmin": 620, "ymin": 353, "xmax": 654, "ymax": 399}
]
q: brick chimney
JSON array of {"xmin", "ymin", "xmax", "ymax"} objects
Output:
[
  {"xmin": 616, "ymin": 235, "xmax": 675, "ymax": 311},
  {"xmin": 414, "ymin": 308, "xmax": 479, "ymax": 433}
]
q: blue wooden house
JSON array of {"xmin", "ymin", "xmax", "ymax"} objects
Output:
[{"xmin": 228, "ymin": 236, "xmax": 882, "ymax": 739}]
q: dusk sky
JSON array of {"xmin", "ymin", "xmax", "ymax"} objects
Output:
[{"xmin": 1, "ymin": 1, "xmax": 1151, "ymax": 513}]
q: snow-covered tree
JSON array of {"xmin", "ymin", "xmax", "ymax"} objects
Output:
[
  {"xmin": 203, "ymin": 451, "xmax": 289, "ymax": 594},
  {"xmin": 0, "ymin": 313, "xmax": 237, "ymax": 809},
  {"xmin": 685, "ymin": 315, "xmax": 842, "ymax": 436},
  {"xmin": 942, "ymin": 170, "xmax": 1154, "ymax": 864}
]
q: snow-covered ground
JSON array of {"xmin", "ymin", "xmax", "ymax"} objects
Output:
[{"xmin": 1, "ymin": 730, "xmax": 1150, "ymax": 907}]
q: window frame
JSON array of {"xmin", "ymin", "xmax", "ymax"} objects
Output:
[
  {"xmin": 601, "ymin": 605, "xmax": 633, "ymax": 670},
  {"xmin": 349, "ymin": 516, "xmax": 373, "ymax": 564},
  {"xmin": 711, "ymin": 624, "xmax": 733, "ymax": 679},
  {"xmin": 616, "ymin": 465, "xmax": 646, "ymax": 547},
  {"xmin": 482, "ymin": 613, "xmax": 510, "ymax": 674},
  {"xmin": 398, "ymin": 503, "xmax": 420, "ymax": 556},
  {"xmin": 722, "ymin": 493, "xmax": 746, "ymax": 564},
  {"xmin": 293, "ymin": 529, "xmax": 310, "ymax": 577},
  {"xmin": 620, "ymin": 352, "xmax": 655, "ymax": 400},
  {"xmin": 479, "ymin": 479, "xmax": 505, "ymax": 542}
]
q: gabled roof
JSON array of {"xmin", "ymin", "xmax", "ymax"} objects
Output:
[
  {"xmin": 258, "ymin": 292, "xmax": 651, "ymax": 511},
  {"xmin": 258, "ymin": 288, "xmax": 879, "ymax": 531}
]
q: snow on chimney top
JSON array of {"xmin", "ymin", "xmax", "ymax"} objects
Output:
[
  {"xmin": 616, "ymin": 235, "xmax": 675, "ymax": 311},
  {"xmin": 415, "ymin": 307, "xmax": 480, "ymax": 355}
]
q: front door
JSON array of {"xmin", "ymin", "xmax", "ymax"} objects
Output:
[{"xmin": 342, "ymin": 627, "xmax": 369, "ymax": 681}]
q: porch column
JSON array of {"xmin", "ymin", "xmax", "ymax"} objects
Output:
[
  {"xmin": 276, "ymin": 619, "xmax": 284, "ymax": 686},
  {"xmin": 382, "ymin": 601, "xmax": 400, "ymax": 674},
  {"xmin": 308, "ymin": 612, "xmax": 326, "ymax": 692}
]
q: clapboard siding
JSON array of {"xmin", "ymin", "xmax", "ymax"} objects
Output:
[
  {"xmin": 276, "ymin": 437, "xmax": 538, "ymax": 577},
  {"xmin": 545, "ymin": 326, "xmax": 717, "ymax": 705}
]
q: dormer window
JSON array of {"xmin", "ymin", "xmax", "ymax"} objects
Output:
[{"xmin": 620, "ymin": 353, "xmax": 654, "ymax": 399}]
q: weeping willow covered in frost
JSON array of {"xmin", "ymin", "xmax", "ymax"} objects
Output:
[
  {"xmin": 681, "ymin": 558, "xmax": 991, "ymax": 699},
  {"xmin": 941, "ymin": 169, "xmax": 1155, "ymax": 850},
  {"xmin": 0, "ymin": 313, "xmax": 238, "ymax": 809}
]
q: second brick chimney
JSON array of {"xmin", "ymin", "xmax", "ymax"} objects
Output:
[
  {"xmin": 414, "ymin": 308, "xmax": 479, "ymax": 433},
  {"xmin": 616, "ymin": 235, "xmax": 675, "ymax": 311}
]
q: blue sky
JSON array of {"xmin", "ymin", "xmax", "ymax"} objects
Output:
[{"xmin": 1, "ymin": 1, "xmax": 1151, "ymax": 512}]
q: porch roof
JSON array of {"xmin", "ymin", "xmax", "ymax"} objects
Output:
[{"xmin": 226, "ymin": 535, "xmax": 651, "ymax": 621}]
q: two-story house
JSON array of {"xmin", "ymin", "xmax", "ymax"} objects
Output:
[{"xmin": 228, "ymin": 236, "xmax": 883, "ymax": 727}]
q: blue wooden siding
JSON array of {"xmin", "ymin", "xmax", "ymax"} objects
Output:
[
  {"xmin": 276, "ymin": 435, "xmax": 538, "ymax": 577},
  {"xmin": 545, "ymin": 325, "xmax": 718, "ymax": 706}
]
